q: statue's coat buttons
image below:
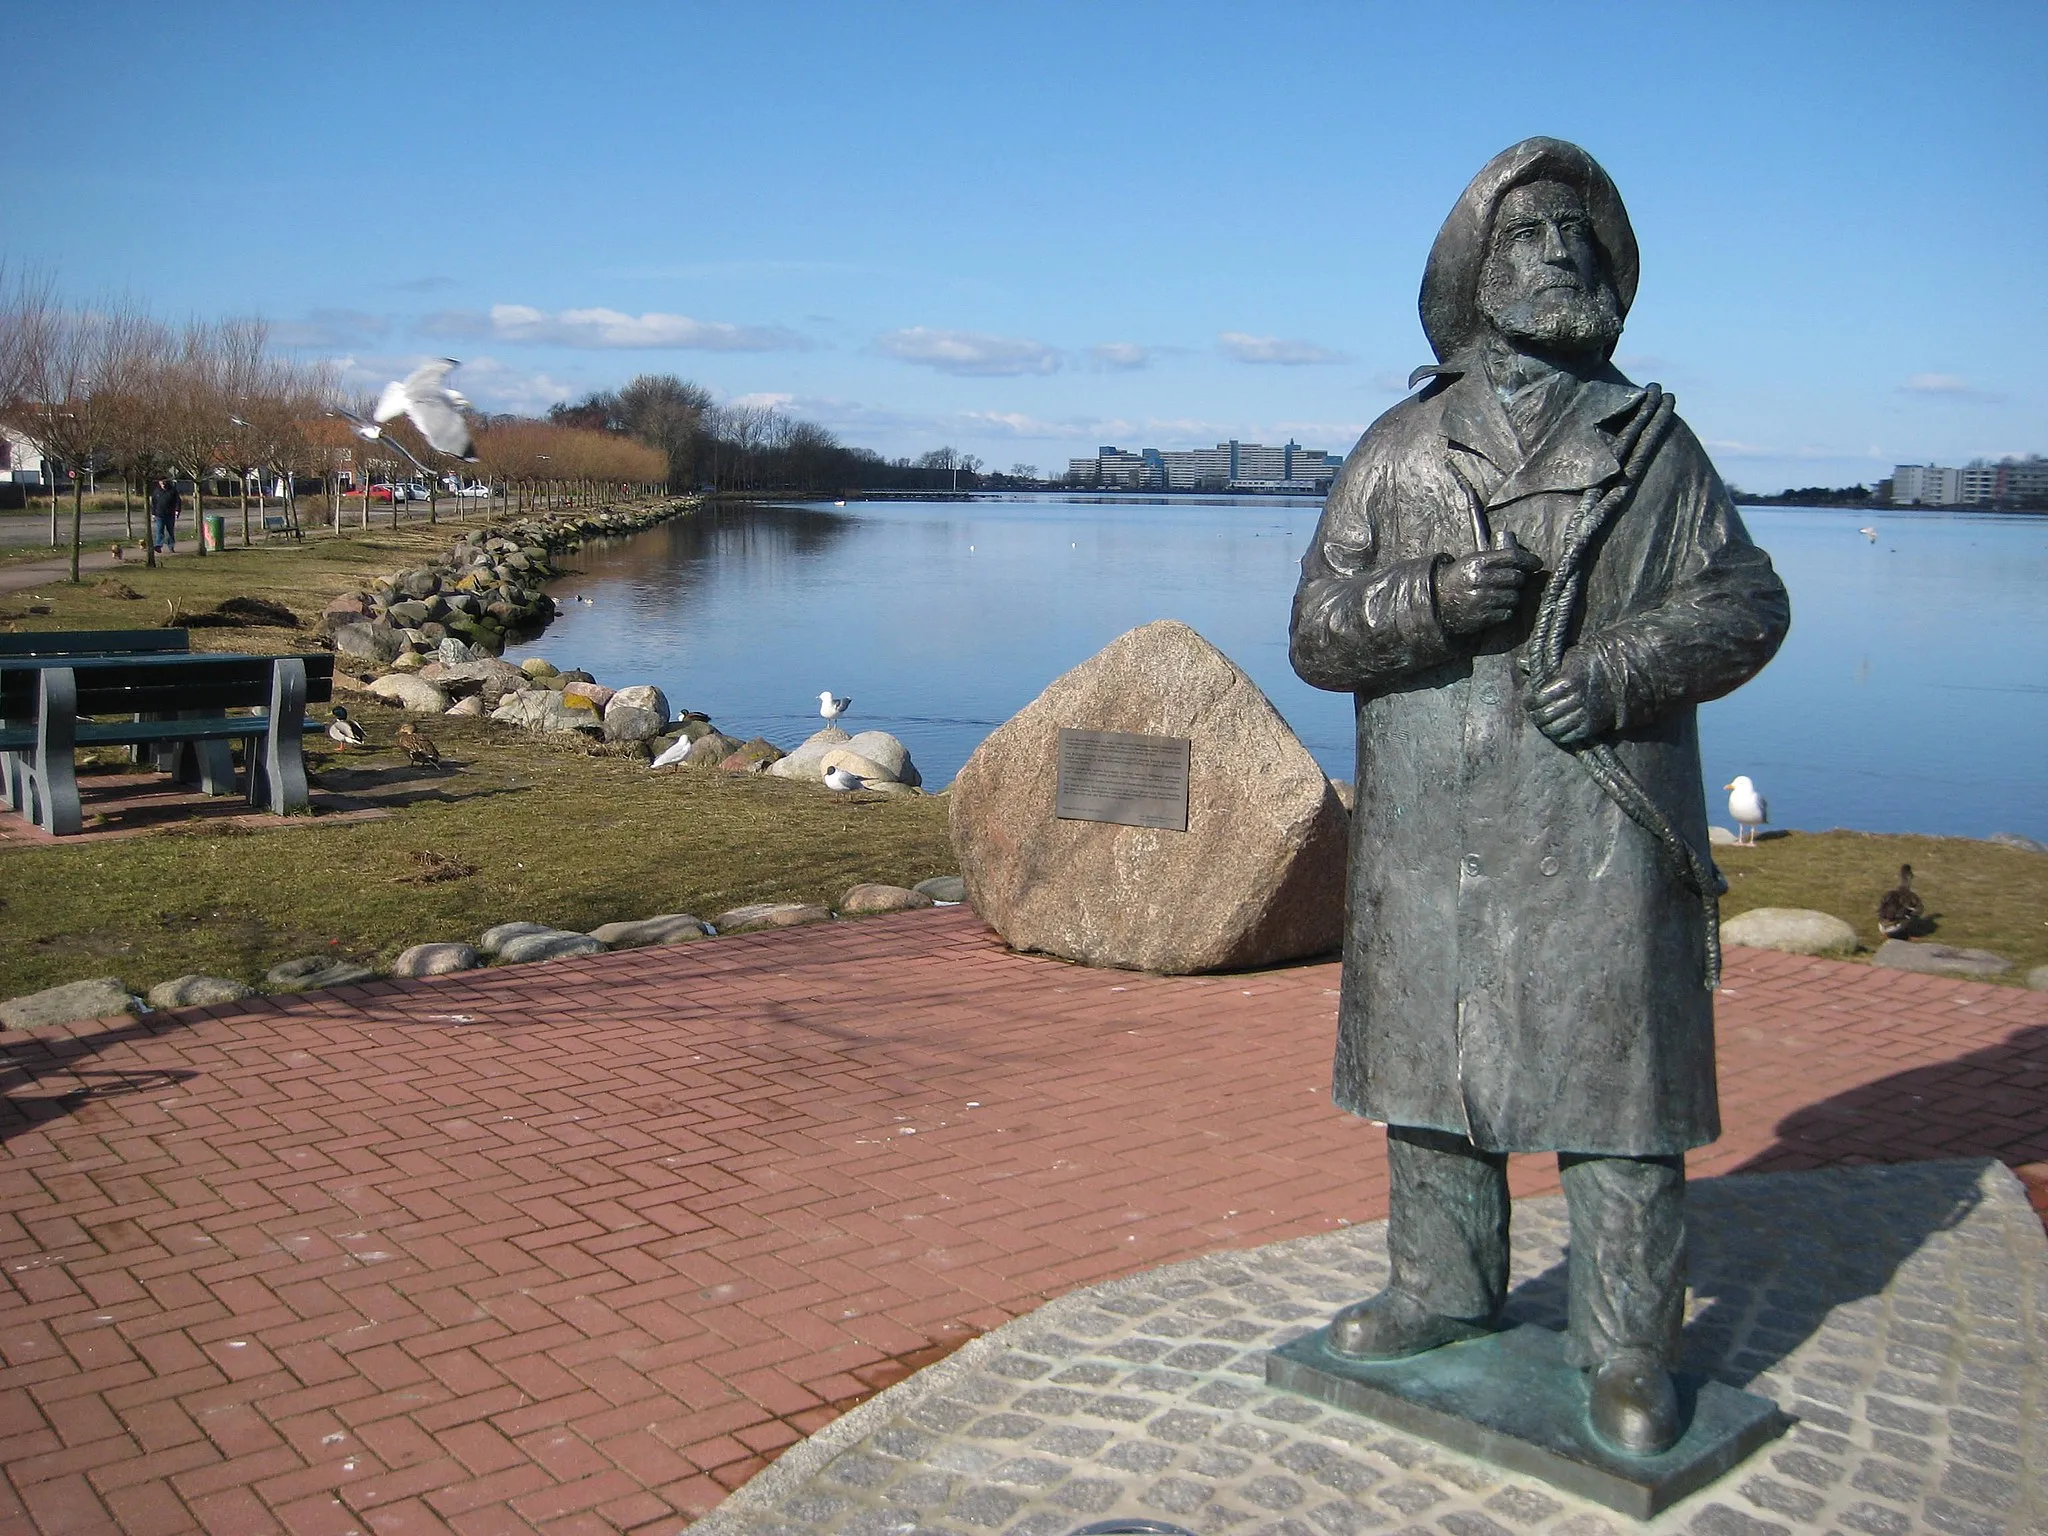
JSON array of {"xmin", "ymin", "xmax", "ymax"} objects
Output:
[
  {"xmin": 1462, "ymin": 854, "xmax": 1482, "ymax": 877},
  {"xmin": 1540, "ymin": 856, "xmax": 1560, "ymax": 876}
]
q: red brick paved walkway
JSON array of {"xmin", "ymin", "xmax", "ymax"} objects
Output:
[{"xmin": 2, "ymin": 908, "xmax": 2043, "ymax": 1535}]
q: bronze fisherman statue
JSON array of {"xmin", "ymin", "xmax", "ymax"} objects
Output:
[{"xmin": 1288, "ymin": 139, "xmax": 1789, "ymax": 1456}]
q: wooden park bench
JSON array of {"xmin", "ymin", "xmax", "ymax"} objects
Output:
[
  {"xmin": 261, "ymin": 513, "xmax": 301, "ymax": 540},
  {"xmin": 0, "ymin": 650, "xmax": 334, "ymax": 836}
]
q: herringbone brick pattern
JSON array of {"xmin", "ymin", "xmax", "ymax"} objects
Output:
[{"xmin": 1, "ymin": 909, "xmax": 2042, "ymax": 1534}]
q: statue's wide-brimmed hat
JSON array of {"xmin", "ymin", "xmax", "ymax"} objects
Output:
[{"xmin": 1418, "ymin": 137, "xmax": 1638, "ymax": 364}]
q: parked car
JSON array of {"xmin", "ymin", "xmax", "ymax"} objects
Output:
[
  {"xmin": 342, "ymin": 484, "xmax": 396, "ymax": 501},
  {"xmin": 391, "ymin": 482, "xmax": 433, "ymax": 503},
  {"xmin": 454, "ymin": 483, "xmax": 493, "ymax": 498}
]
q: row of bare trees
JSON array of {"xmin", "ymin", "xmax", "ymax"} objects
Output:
[
  {"xmin": 0, "ymin": 272, "xmax": 346, "ymax": 578},
  {"xmin": 0, "ymin": 274, "xmax": 678, "ymax": 581}
]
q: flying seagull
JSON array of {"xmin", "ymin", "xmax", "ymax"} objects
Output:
[
  {"xmin": 376, "ymin": 359, "xmax": 477, "ymax": 460},
  {"xmin": 818, "ymin": 690, "xmax": 850, "ymax": 725},
  {"xmin": 1858, "ymin": 526, "xmax": 1877, "ymax": 542},
  {"xmin": 1725, "ymin": 775, "xmax": 1768, "ymax": 845}
]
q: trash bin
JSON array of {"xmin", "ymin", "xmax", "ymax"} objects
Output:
[{"xmin": 204, "ymin": 513, "xmax": 227, "ymax": 551}]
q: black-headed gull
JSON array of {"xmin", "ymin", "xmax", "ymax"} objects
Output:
[{"xmin": 823, "ymin": 764, "xmax": 864, "ymax": 791}]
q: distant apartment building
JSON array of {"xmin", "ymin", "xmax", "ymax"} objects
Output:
[
  {"xmin": 1068, "ymin": 439, "xmax": 1342, "ymax": 493},
  {"xmin": 1890, "ymin": 457, "xmax": 2048, "ymax": 508}
]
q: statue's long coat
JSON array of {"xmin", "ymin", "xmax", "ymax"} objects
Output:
[{"xmin": 1289, "ymin": 365, "xmax": 1788, "ymax": 1156}]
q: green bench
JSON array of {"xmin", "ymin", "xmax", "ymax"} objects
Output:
[{"xmin": 0, "ymin": 649, "xmax": 335, "ymax": 835}]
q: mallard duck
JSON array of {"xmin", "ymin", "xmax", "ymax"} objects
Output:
[
  {"xmin": 328, "ymin": 706, "xmax": 368, "ymax": 749},
  {"xmin": 1877, "ymin": 864, "xmax": 1925, "ymax": 940},
  {"xmin": 395, "ymin": 723, "xmax": 440, "ymax": 769},
  {"xmin": 1725, "ymin": 776, "xmax": 1767, "ymax": 845}
]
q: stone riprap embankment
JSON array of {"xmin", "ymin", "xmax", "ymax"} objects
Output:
[{"xmin": 326, "ymin": 501, "xmax": 689, "ymax": 664}]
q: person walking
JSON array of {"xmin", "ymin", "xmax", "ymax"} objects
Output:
[{"xmin": 149, "ymin": 478, "xmax": 181, "ymax": 554}]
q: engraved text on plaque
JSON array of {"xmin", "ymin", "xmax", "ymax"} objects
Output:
[{"xmin": 1055, "ymin": 728, "xmax": 1191, "ymax": 831}]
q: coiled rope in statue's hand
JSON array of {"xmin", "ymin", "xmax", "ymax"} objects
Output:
[{"xmin": 1525, "ymin": 385, "xmax": 1727, "ymax": 990}]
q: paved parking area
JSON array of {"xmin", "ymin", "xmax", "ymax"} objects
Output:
[{"xmin": 2, "ymin": 907, "xmax": 2043, "ymax": 1534}]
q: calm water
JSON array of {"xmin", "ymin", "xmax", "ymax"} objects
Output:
[{"xmin": 507, "ymin": 497, "xmax": 2048, "ymax": 840}]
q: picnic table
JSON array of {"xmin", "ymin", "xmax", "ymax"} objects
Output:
[{"xmin": 0, "ymin": 635, "xmax": 335, "ymax": 835}]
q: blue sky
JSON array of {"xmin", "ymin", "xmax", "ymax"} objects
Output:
[{"xmin": 10, "ymin": 2, "xmax": 2043, "ymax": 490}]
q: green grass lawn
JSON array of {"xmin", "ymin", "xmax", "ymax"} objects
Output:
[
  {"xmin": 1718, "ymin": 831, "xmax": 2048, "ymax": 974},
  {"xmin": 0, "ymin": 716, "xmax": 958, "ymax": 997}
]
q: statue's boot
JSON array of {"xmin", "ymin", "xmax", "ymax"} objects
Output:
[
  {"xmin": 1326, "ymin": 1289, "xmax": 1492, "ymax": 1360},
  {"xmin": 1587, "ymin": 1348, "xmax": 1680, "ymax": 1456}
]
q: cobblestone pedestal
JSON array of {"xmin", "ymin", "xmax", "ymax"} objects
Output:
[{"xmin": 698, "ymin": 1160, "xmax": 2046, "ymax": 1536}]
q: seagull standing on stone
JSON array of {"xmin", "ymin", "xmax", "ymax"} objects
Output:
[
  {"xmin": 1725, "ymin": 775, "xmax": 1768, "ymax": 845},
  {"xmin": 818, "ymin": 690, "xmax": 850, "ymax": 727},
  {"xmin": 376, "ymin": 359, "xmax": 478, "ymax": 460}
]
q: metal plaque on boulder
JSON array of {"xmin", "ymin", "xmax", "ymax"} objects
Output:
[{"xmin": 1056, "ymin": 728, "xmax": 1190, "ymax": 832}]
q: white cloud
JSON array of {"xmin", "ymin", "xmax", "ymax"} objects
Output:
[
  {"xmin": 423, "ymin": 304, "xmax": 808, "ymax": 351},
  {"xmin": 1901, "ymin": 372, "xmax": 1997, "ymax": 401},
  {"xmin": 1218, "ymin": 331, "xmax": 1351, "ymax": 366},
  {"xmin": 874, "ymin": 327, "xmax": 1061, "ymax": 376},
  {"xmin": 730, "ymin": 391, "xmax": 795, "ymax": 410},
  {"xmin": 1088, "ymin": 341, "xmax": 1152, "ymax": 371}
]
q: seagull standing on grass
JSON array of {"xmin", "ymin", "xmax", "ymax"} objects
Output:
[
  {"xmin": 649, "ymin": 735, "xmax": 694, "ymax": 769},
  {"xmin": 1725, "ymin": 775, "xmax": 1768, "ymax": 845},
  {"xmin": 823, "ymin": 764, "xmax": 865, "ymax": 792},
  {"xmin": 819, "ymin": 690, "xmax": 850, "ymax": 726}
]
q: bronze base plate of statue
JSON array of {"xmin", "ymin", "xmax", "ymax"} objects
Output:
[
  {"xmin": 1275, "ymin": 135, "xmax": 1793, "ymax": 1506},
  {"xmin": 1268, "ymin": 1324, "xmax": 1786, "ymax": 1520}
]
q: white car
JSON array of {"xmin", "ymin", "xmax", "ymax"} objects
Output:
[
  {"xmin": 453, "ymin": 483, "xmax": 493, "ymax": 498},
  {"xmin": 391, "ymin": 482, "xmax": 434, "ymax": 502}
]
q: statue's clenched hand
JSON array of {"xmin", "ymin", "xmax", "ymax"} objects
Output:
[
  {"xmin": 1432, "ymin": 539, "xmax": 1543, "ymax": 635},
  {"xmin": 1527, "ymin": 646, "xmax": 1620, "ymax": 745}
]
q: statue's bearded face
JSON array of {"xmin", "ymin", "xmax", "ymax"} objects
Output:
[{"xmin": 1477, "ymin": 180, "xmax": 1623, "ymax": 358}]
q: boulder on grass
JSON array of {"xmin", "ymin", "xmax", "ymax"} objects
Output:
[
  {"xmin": 496, "ymin": 930, "xmax": 606, "ymax": 964},
  {"xmin": 713, "ymin": 903, "xmax": 832, "ymax": 934},
  {"xmin": 367, "ymin": 674, "xmax": 452, "ymax": 714},
  {"xmin": 491, "ymin": 691, "xmax": 602, "ymax": 733},
  {"xmin": 333, "ymin": 620, "xmax": 407, "ymax": 663},
  {"xmin": 266, "ymin": 956, "xmax": 379, "ymax": 991},
  {"xmin": 146, "ymin": 975, "xmax": 253, "ymax": 1009},
  {"xmin": 588, "ymin": 914, "xmax": 709, "ymax": 949},
  {"xmin": 1718, "ymin": 908, "xmax": 1859, "ymax": 957},
  {"xmin": 603, "ymin": 704, "xmax": 663, "ymax": 744},
  {"xmin": 841, "ymin": 731, "xmax": 920, "ymax": 787},
  {"xmin": 838, "ymin": 884, "xmax": 934, "ymax": 915},
  {"xmin": 913, "ymin": 875, "xmax": 967, "ymax": 904},
  {"xmin": 0, "ymin": 977, "xmax": 140, "ymax": 1030},
  {"xmin": 391, "ymin": 943, "xmax": 481, "ymax": 978},
  {"xmin": 684, "ymin": 731, "xmax": 742, "ymax": 767},
  {"xmin": 766, "ymin": 725, "xmax": 851, "ymax": 781},
  {"xmin": 720, "ymin": 737, "xmax": 784, "ymax": 773},
  {"xmin": 611, "ymin": 685, "xmax": 670, "ymax": 724},
  {"xmin": 480, "ymin": 921, "xmax": 555, "ymax": 956},
  {"xmin": 949, "ymin": 619, "xmax": 1346, "ymax": 974}
]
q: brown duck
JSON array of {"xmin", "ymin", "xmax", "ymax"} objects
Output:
[
  {"xmin": 395, "ymin": 723, "xmax": 441, "ymax": 769},
  {"xmin": 1877, "ymin": 864, "xmax": 1924, "ymax": 940}
]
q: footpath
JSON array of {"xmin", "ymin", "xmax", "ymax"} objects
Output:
[{"xmin": 1, "ymin": 907, "xmax": 2043, "ymax": 1534}]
